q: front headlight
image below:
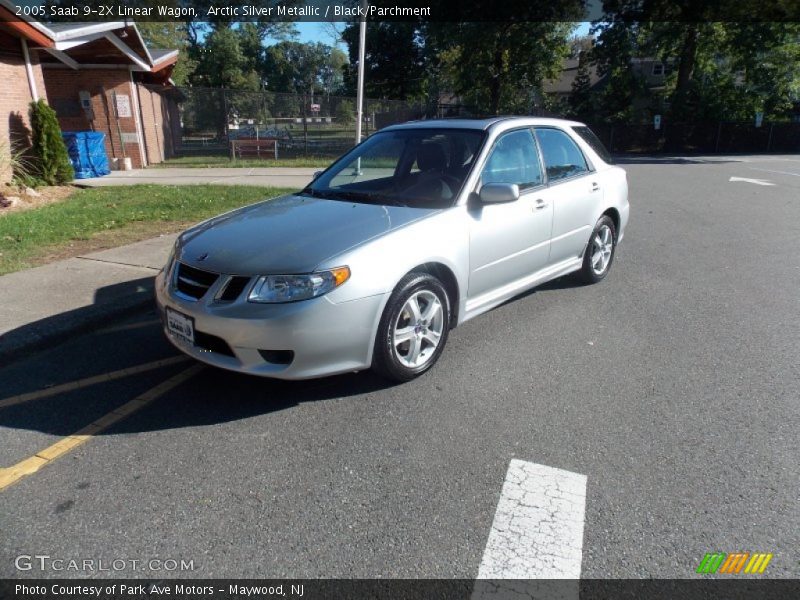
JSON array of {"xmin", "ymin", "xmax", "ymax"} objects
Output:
[
  {"xmin": 163, "ymin": 244, "xmax": 177, "ymax": 273},
  {"xmin": 247, "ymin": 266, "xmax": 350, "ymax": 303}
]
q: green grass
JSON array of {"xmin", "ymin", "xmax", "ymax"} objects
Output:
[
  {"xmin": 153, "ymin": 156, "xmax": 335, "ymax": 169},
  {"xmin": 0, "ymin": 185, "xmax": 292, "ymax": 275}
]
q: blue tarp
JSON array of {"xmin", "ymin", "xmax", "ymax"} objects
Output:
[{"xmin": 62, "ymin": 131, "xmax": 110, "ymax": 179}]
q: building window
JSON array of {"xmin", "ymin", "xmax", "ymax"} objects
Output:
[{"xmin": 652, "ymin": 62, "xmax": 673, "ymax": 77}]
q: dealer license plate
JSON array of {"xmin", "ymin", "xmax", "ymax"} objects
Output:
[{"xmin": 166, "ymin": 308, "xmax": 195, "ymax": 345}]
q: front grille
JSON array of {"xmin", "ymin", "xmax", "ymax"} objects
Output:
[
  {"xmin": 218, "ymin": 276, "xmax": 251, "ymax": 302},
  {"xmin": 175, "ymin": 262, "xmax": 219, "ymax": 300},
  {"xmin": 194, "ymin": 331, "xmax": 235, "ymax": 357}
]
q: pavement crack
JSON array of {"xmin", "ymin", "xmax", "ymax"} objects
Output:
[{"xmin": 75, "ymin": 256, "xmax": 160, "ymax": 271}]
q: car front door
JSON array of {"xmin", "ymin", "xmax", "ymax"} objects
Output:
[
  {"xmin": 467, "ymin": 128, "xmax": 554, "ymax": 300},
  {"xmin": 534, "ymin": 127, "xmax": 599, "ymax": 265}
]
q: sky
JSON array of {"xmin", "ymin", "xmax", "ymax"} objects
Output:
[{"xmin": 283, "ymin": 21, "xmax": 593, "ymax": 51}]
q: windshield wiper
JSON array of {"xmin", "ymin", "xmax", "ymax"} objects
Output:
[{"xmin": 301, "ymin": 188, "xmax": 409, "ymax": 207}]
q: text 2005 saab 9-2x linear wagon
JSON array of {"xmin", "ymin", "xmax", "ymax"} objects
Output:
[{"xmin": 155, "ymin": 117, "xmax": 630, "ymax": 382}]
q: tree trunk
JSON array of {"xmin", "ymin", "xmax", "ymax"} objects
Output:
[
  {"xmin": 672, "ymin": 24, "xmax": 699, "ymax": 119},
  {"xmin": 489, "ymin": 45, "xmax": 503, "ymax": 115},
  {"xmin": 666, "ymin": 24, "xmax": 700, "ymax": 151}
]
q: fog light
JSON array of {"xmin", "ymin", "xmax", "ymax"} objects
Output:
[{"xmin": 258, "ymin": 350, "xmax": 294, "ymax": 365}]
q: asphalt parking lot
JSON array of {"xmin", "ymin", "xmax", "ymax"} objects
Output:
[{"xmin": 1, "ymin": 155, "xmax": 798, "ymax": 580}]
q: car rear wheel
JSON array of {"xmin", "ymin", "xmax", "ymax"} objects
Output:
[
  {"xmin": 579, "ymin": 215, "xmax": 616, "ymax": 284},
  {"xmin": 372, "ymin": 272, "xmax": 450, "ymax": 382}
]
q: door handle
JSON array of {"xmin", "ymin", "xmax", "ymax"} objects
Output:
[
  {"xmin": 534, "ymin": 198, "xmax": 548, "ymax": 210},
  {"xmin": 591, "ymin": 182, "xmax": 600, "ymax": 192}
]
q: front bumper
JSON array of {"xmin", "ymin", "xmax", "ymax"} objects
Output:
[{"xmin": 154, "ymin": 270, "xmax": 388, "ymax": 380}]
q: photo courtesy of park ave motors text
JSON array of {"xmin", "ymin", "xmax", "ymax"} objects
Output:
[{"xmin": 0, "ymin": 0, "xmax": 799, "ymax": 596}]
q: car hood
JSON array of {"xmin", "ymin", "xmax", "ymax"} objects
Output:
[{"xmin": 177, "ymin": 193, "xmax": 439, "ymax": 275}]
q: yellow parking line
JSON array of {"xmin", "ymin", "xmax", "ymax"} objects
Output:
[
  {"xmin": 0, "ymin": 364, "xmax": 203, "ymax": 492},
  {"xmin": 0, "ymin": 356, "xmax": 190, "ymax": 410}
]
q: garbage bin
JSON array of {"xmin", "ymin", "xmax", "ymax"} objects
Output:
[{"xmin": 62, "ymin": 131, "xmax": 111, "ymax": 179}]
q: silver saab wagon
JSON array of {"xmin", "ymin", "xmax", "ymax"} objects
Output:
[{"xmin": 155, "ymin": 117, "xmax": 630, "ymax": 381}]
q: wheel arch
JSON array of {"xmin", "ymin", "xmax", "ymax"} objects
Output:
[
  {"xmin": 400, "ymin": 262, "xmax": 461, "ymax": 328},
  {"xmin": 601, "ymin": 206, "xmax": 620, "ymax": 234}
]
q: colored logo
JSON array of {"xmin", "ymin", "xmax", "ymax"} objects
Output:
[{"xmin": 696, "ymin": 552, "xmax": 773, "ymax": 574}]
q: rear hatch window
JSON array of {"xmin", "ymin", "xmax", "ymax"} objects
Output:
[{"xmin": 572, "ymin": 126, "xmax": 614, "ymax": 164}]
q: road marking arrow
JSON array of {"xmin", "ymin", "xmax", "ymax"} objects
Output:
[
  {"xmin": 729, "ymin": 176, "xmax": 775, "ymax": 186},
  {"xmin": 476, "ymin": 459, "xmax": 588, "ymax": 580}
]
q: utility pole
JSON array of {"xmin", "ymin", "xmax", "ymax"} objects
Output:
[{"xmin": 354, "ymin": 0, "xmax": 367, "ymax": 146}]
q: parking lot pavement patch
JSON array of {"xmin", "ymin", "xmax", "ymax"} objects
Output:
[{"xmin": 0, "ymin": 364, "xmax": 203, "ymax": 491}]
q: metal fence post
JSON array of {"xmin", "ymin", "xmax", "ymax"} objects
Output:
[
  {"xmin": 222, "ymin": 89, "xmax": 229, "ymax": 141},
  {"xmin": 714, "ymin": 122, "xmax": 722, "ymax": 153},
  {"xmin": 767, "ymin": 122, "xmax": 774, "ymax": 152}
]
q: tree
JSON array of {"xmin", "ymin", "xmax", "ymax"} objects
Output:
[
  {"xmin": 264, "ymin": 41, "xmax": 330, "ymax": 96},
  {"xmin": 192, "ymin": 27, "xmax": 259, "ymax": 90},
  {"xmin": 341, "ymin": 22, "xmax": 425, "ymax": 100},
  {"xmin": 569, "ymin": 48, "xmax": 594, "ymax": 120},
  {"xmin": 187, "ymin": 27, "xmax": 262, "ymax": 138},
  {"xmin": 335, "ymin": 99, "xmax": 355, "ymax": 124},
  {"xmin": 427, "ymin": 22, "xmax": 575, "ymax": 115},
  {"xmin": 320, "ymin": 47, "xmax": 348, "ymax": 98},
  {"xmin": 594, "ymin": 0, "xmax": 800, "ymax": 123},
  {"xmin": 591, "ymin": 20, "xmax": 646, "ymax": 122},
  {"xmin": 29, "ymin": 100, "xmax": 73, "ymax": 185},
  {"xmin": 135, "ymin": 22, "xmax": 196, "ymax": 86}
]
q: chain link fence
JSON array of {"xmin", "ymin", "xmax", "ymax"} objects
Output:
[
  {"xmin": 157, "ymin": 86, "xmax": 429, "ymax": 159},
  {"xmin": 152, "ymin": 85, "xmax": 800, "ymax": 160},
  {"xmin": 587, "ymin": 120, "xmax": 800, "ymax": 154}
]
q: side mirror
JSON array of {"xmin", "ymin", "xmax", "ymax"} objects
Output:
[
  {"xmin": 479, "ymin": 183, "xmax": 520, "ymax": 204},
  {"xmin": 313, "ymin": 170, "xmax": 323, "ymax": 180}
]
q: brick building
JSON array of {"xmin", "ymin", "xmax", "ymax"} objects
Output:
[
  {"xmin": 0, "ymin": 3, "xmax": 49, "ymax": 182},
  {"xmin": 1, "ymin": 1, "xmax": 181, "ymax": 181}
]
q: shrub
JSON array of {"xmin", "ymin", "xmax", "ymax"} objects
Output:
[
  {"xmin": 29, "ymin": 100, "xmax": 73, "ymax": 185},
  {"xmin": 0, "ymin": 141, "xmax": 40, "ymax": 187},
  {"xmin": 335, "ymin": 99, "xmax": 355, "ymax": 124}
]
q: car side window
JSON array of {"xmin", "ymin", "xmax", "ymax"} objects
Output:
[
  {"xmin": 480, "ymin": 129, "xmax": 543, "ymax": 190},
  {"xmin": 535, "ymin": 128, "xmax": 590, "ymax": 182}
]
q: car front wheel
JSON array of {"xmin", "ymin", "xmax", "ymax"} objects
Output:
[
  {"xmin": 372, "ymin": 272, "xmax": 450, "ymax": 382},
  {"xmin": 580, "ymin": 215, "xmax": 616, "ymax": 284}
]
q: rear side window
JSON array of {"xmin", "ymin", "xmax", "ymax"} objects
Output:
[
  {"xmin": 572, "ymin": 126, "xmax": 615, "ymax": 164},
  {"xmin": 535, "ymin": 128, "xmax": 589, "ymax": 182}
]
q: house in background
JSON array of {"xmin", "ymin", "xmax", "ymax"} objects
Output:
[
  {"xmin": 542, "ymin": 57, "xmax": 604, "ymax": 105},
  {"xmin": 0, "ymin": 0, "xmax": 182, "ymax": 182},
  {"xmin": 543, "ymin": 56, "xmax": 675, "ymax": 116}
]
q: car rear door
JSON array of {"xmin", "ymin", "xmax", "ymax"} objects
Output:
[
  {"xmin": 467, "ymin": 128, "xmax": 554, "ymax": 300},
  {"xmin": 534, "ymin": 127, "xmax": 600, "ymax": 265}
]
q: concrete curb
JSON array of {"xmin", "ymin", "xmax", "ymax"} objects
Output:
[
  {"xmin": 0, "ymin": 235, "xmax": 176, "ymax": 366},
  {"xmin": 0, "ymin": 281, "xmax": 156, "ymax": 366}
]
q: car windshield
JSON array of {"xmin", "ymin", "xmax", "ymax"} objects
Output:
[{"xmin": 305, "ymin": 128, "xmax": 486, "ymax": 208}]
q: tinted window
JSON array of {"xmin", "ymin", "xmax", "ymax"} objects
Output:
[
  {"xmin": 481, "ymin": 129, "xmax": 543, "ymax": 190},
  {"xmin": 313, "ymin": 128, "xmax": 484, "ymax": 208},
  {"xmin": 327, "ymin": 135, "xmax": 405, "ymax": 188},
  {"xmin": 535, "ymin": 128, "xmax": 590, "ymax": 181},
  {"xmin": 572, "ymin": 125, "xmax": 614, "ymax": 164}
]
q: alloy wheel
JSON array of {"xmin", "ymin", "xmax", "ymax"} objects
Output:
[{"xmin": 392, "ymin": 290, "xmax": 444, "ymax": 368}]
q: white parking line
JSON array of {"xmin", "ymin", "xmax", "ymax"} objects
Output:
[
  {"xmin": 477, "ymin": 459, "xmax": 588, "ymax": 579},
  {"xmin": 729, "ymin": 176, "xmax": 775, "ymax": 186}
]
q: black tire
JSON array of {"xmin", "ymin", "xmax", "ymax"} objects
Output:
[
  {"xmin": 372, "ymin": 272, "xmax": 451, "ymax": 382},
  {"xmin": 579, "ymin": 215, "xmax": 617, "ymax": 284}
]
